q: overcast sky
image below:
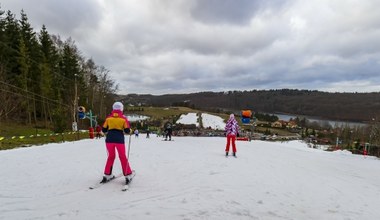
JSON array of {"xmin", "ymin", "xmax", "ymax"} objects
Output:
[{"xmin": 2, "ymin": 0, "xmax": 380, "ymax": 95}]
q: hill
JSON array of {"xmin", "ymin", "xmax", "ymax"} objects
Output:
[
  {"xmin": 1, "ymin": 137, "xmax": 379, "ymax": 219},
  {"xmin": 121, "ymin": 89, "xmax": 380, "ymax": 122}
]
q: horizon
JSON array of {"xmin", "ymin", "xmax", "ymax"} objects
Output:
[{"xmin": 120, "ymin": 88, "xmax": 380, "ymax": 96}]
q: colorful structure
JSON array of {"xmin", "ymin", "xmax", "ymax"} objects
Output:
[
  {"xmin": 241, "ymin": 110, "xmax": 252, "ymax": 124},
  {"xmin": 78, "ymin": 106, "xmax": 98, "ymax": 138}
]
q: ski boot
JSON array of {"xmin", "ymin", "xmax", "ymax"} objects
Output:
[
  {"xmin": 100, "ymin": 174, "xmax": 114, "ymax": 183},
  {"xmin": 125, "ymin": 173, "xmax": 133, "ymax": 184}
]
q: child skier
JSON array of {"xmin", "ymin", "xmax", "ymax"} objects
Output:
[
  {"xmin": 101, "ymin": 101, "xmax": 133, "ymax": 184},
  {"xmin": 225, "ymin": 114, "xmax": 239, "ymax": 157}
]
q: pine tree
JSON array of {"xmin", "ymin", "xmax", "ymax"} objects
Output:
[
  {"xmin": 0, "ymin": 7, "xmax": 118, "ymax": 129},
  {"xmin": 3, "ymin": 10, "xmax": 21, "ymax": 83},
  {"xmin": 19, "ymin": 10, "xmax": 43, "ymax": 125},
  {"xmin": 17, "ymin": 37, "xmax": 32, "ymax": 124},
  {"xmin": 0, "ymin": 6, "xmax": 6, "ymax": 64},
  {"xmin": 59, "ymin": 38, "xmax": 83, "ymax": 124},
  {"xmin": 0, "ymin": 8, "xmax": 20, "ymax": 122},
  {"xmin": 38, "ymin": 25, "xmax": 59, "ymax": 127}
]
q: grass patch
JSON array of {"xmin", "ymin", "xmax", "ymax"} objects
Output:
[
  {"xmin": 0, "ymin": 122, "xmax": 90, "ymax": 150},
  {"xmin": 0, "ymin": 123, "xmax": 52, "ymax": 137},
  {"xmin": 0, "ymin": 132, "xmax": 90, "ymax": 150}
]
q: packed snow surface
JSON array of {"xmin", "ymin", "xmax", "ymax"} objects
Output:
[
  {"xmin": 201, "ymin": 113, "xmax": 225, "ymax": 130},
  {"xmin": 175, "ymin": 112, "xmax": 226, "ymax": 130},
  {"xmin": 126, "ymin": 114, "xmax": 150, "ymax": 122},
  {"xmin": 176, "ymin": 113, "xmax": 200, "ymax": 127},
  {"xmin": 1, "ymin": 136, "xmax": 380, "ymax": 220}
]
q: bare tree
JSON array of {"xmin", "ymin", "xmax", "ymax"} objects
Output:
[{"xmin": 97, "ymin": 66, "xmax": 118, "ymax": 118}]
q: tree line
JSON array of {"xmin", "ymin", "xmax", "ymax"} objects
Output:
[
  {"xmin": 0, "ymin": 7, "xmax": 118, "ymax": 132},
  {"xmin": 123, "ymin": 89, "xmax": 380, "ymax": 122},
  {"xmin": 122, "ymin": 90, "xmax": 380, "ymax": 153}
]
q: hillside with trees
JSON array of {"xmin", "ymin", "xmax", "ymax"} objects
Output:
[
  {"xmin": 122, "ymin": 90, "xmax": 380, "ymax": 123},
  {"xmin": 0, "ymin": 7, "xmax": 118, "ymax": 132}
]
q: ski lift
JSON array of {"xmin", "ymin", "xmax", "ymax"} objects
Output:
[{"xmin": 78, "ymin": 106, "xmax": 86, "ymax": 119}]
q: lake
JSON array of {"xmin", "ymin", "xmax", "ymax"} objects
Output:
[{"xmin": 275, "ymin": 113, "xmax": 368, "ymax": 128}]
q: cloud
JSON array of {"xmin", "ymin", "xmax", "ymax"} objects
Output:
[
  {"xmin": 2, "ymin": 0, "xmax": 380, "ymax": 95},
  {"xmin": 2, "ymin": 0, "xmax": 103, "ymax": 35},
  {"xmin": 190, "ymin": 0, "xmax": 288, "ymax": 25}
]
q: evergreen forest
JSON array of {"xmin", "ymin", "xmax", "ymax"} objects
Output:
[{"xmin": 0, "ymin": 7, "xmax": 118, "ymax": 132}]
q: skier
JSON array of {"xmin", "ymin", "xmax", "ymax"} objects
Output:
[
  {"xmin": 95, "ymin": 125, "xmax": 102, "ymax": 139},
  {"xmin": 101, "ymin": 101, "xmax": 134, "ymax": 184},
  {"xmin": 164, "ymin": 122, "xmax": 173, "ymax": 141},
  {"xmin": 225, "ymin": 114, "xmax": 239, "ymax": 157},
  {"xmin": 146, "ymin": 129, "xmax": 150, "ymax": 138},
  {"xmin": 134, "ymin": 129, "xmax": 139, "ymax": 138}
]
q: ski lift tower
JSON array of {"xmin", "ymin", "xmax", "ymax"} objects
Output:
[{"xmin": 78, "ymin": 106, "xmax": 98, "ymax": 128}]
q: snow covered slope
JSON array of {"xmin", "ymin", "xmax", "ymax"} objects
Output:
[{"xmin": 0, "ymin": 136, "xmax": 379, "ymax": 220}]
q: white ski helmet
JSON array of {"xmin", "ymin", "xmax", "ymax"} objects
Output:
[{"xmin": 112, "ymin": 102, "xmax": 124, "ymax": 111}]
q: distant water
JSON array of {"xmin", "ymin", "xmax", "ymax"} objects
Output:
[{"xmin": 275, "ymin": 113, "xmax": 367, "ymax": 128}]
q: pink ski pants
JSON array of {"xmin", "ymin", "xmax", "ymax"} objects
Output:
[
  {"xmin": 104, "ymin": 143, "xmax": 132, "ymax": 176},
  {"xmin": 225, "ymin": 134, "xmax": 237, "ymax": 153}
]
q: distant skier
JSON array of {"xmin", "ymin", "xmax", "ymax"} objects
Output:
[
  {"xmin": 225, "ymin": 114, "xmax": 239, "ymax": 157},
  {"xmin": 134, "ymin": 129, "xmax": 139, "ymax": 138},
  {"xmin": 164, "ymin": 122, "xmax": 173, "ymax": 141},
  {"xmin": 101, "ymin": 102, "xmax": 134, "ymax": 184},
  {"xmin": 146, "ymin": 129, "xmax": 150, "ymax": 138},
  {"xmin": 95, "ymin": 125, "xmax": 102, "ymax": 139}
]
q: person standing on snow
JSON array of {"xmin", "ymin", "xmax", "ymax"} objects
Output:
[
  {"xmin": 146, "ymin": 129, "xmax": 150, "ymax": 138},
  {"xmin": 134, "ymin": 129, "xmax": 139, "ymax": 138},
  {"xmin": 95, "ymin": 124, "xmax": 102, "ymax": 139},
  {"xmin": 101, "ymin": 102, "xmax": 133, "ymax": 184},
  {"xmin": 225, "ymin": 114, "xmax": 239, "ymax": 157},
  {"xmin": 164, "ymin": 122, "xmax": 173, "ymax": 141}
]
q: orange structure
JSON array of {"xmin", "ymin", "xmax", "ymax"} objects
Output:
[{"xmin": 241, "ymin": 110, "xmax": 252, "ymax": 118}]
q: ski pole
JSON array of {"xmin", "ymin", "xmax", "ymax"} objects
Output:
[{"xmin": 127, "ymin": 134, "xmax": 132, "ymax": 158}]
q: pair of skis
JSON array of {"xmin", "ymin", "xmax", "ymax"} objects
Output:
[{"xmin": 89, "ymin": 171, "xmax": 136, "ymax": 191}]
